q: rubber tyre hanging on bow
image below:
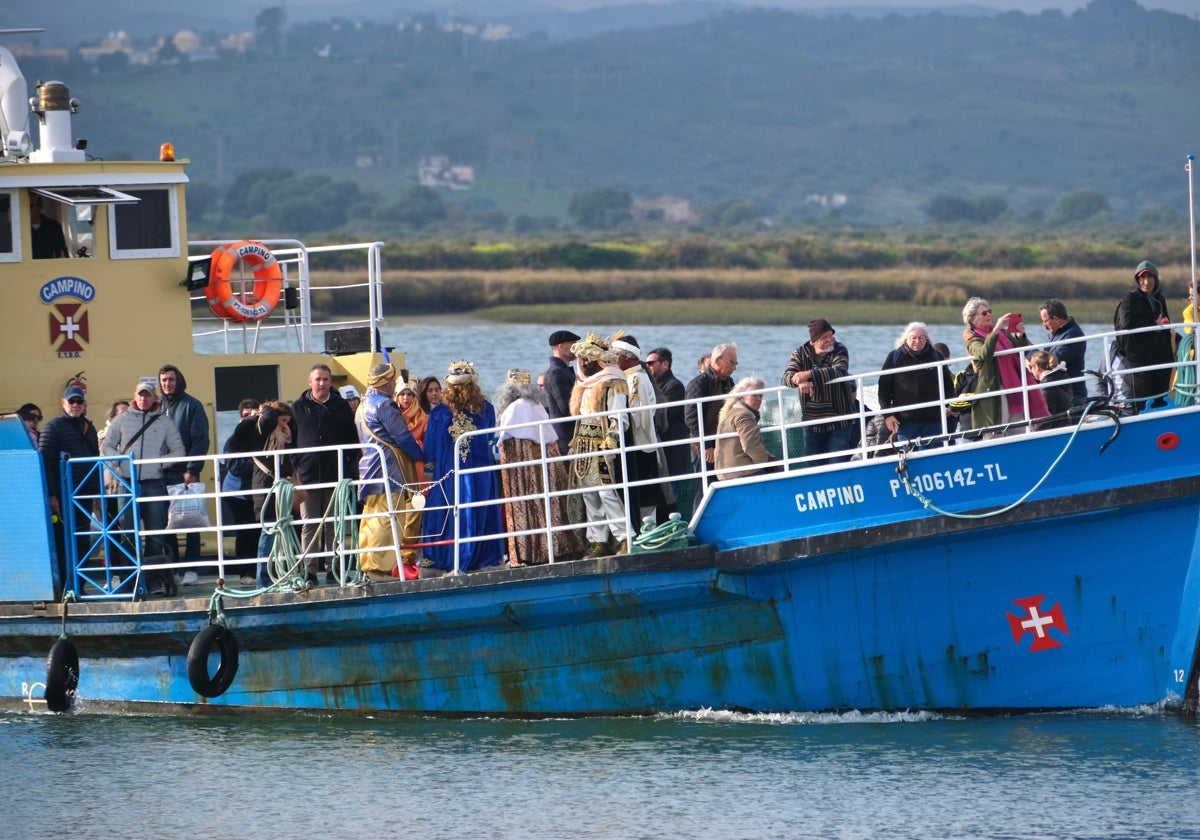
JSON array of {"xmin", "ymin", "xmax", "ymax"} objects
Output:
[
  {"xmin": 186, "ymin": 624, "xmax": 239, "ymax": 698},
  {"xmin": 45, "ymin": 636, "xmax": 79, "ymax": 713}
]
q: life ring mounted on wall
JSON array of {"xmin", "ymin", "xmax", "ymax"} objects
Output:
[{"xmin": 205, "ymin": 239, "xmax": 283, "ymax": 322}]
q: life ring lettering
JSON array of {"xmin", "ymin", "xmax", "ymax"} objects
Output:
[
  {"xmin": 205, "ymin": 239, "xmax": 283, "ymax": 323},
  {"xmin": 186, "ymin": 624, "xmax": 240, "ymax": 698}
]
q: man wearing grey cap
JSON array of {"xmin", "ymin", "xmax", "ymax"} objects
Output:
[
  {"xmin": 541, "ymin": 329, "xmax": 580, "ymax": 456},
  {"xmin": 782, "ymin": 318, "xmax": 856, "ymax": 465},
  {"xmin": 101, "ymin": 379, "xmax": 186, "ymax": 595}
]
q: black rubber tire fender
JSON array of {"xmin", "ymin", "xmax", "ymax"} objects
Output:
[
  {"xmin": 186, "ymin": 624, "xmax": 239, "ymax": 698},
  {"xmin": 45, "ymin": 636, "xmax": 79, "ymax": 713}
]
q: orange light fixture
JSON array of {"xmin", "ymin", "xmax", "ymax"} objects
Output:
[{"xmin": 159, "ymin": 142, "xmax": 175, "ymax": 162}]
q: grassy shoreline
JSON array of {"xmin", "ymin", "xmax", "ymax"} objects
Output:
[
  {"xmin": 469, "ymin": 298, "xmax": 1119, "ymax": 326},
  {"xmin": 312, "ymin": 265, "xmax": 1193, "ymax": 326}
]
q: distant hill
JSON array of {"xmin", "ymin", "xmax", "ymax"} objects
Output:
[{"xmin": 11, "ymin": 0, "xmax": 1199, "ymax": 225}]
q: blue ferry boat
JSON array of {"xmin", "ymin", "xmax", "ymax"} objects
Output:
[{"xmin": 2, "ymin": 34, "xmax": 1199, "ymax": 716}]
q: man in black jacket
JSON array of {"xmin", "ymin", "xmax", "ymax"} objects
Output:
[
  {"xmin": 293, "ymin": 363, "xmax": 359, "ymax": 585},
  {"xmin": 646, "ymin": 346, "xmax": 690, "ymax": 520},
  {"xmin": 681, "ymin": 342, "xmax": 738, "ymax": 515},
  {"xmin": 540, "ymin": 329, "xmax": 580, "ymax": 455},
  {"xmin": 39, "ymin": 384, "xmax": 99, "ymax": 596}
]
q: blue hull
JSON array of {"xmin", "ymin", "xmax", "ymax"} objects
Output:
[{"xmin": 3, "ymin": 410, "xmax": 1200, "ymax": 715}]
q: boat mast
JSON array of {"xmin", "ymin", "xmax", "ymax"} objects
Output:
[{"xmin": 1189, "ymin": 154, "xmax": 1197, "ymax": 331}]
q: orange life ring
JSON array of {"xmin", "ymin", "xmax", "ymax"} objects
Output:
[{"xmin": 205, "ymin": 240, "xmax": 283, "ymax": 322}]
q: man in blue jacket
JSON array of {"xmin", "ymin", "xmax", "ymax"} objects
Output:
[
  {"xmin": 1039, "ymin": 298, "xmax": 1088, "ymax": 407},
  {"xmin": 39, "ymin": 383, "xmax": 99, "ymax": 596}
]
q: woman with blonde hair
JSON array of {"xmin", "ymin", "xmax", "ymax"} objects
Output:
[
  {"xmin": 962, "ymin": 297, "xmax": 1048, "ymax": 435},
  {"xmin": 878, "ymin": 322, "xmax": 954, "ymax": 447},
  {"xmin": 715, "ymin": 376, "xmax": 778, "ymax": 481}
]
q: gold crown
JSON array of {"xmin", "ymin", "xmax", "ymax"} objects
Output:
[
  {"xmin": 506, "ymin": 368, "xmax": 532, "ymax": 385},
  {"xmin": 570, "ymin": 330, "xmax": 611, "ymax": 362},
  {"xmin": 445, "ymin": 360, "xmax": 479, "ymax": 385}
]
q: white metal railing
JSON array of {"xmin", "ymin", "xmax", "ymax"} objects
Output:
[
  {"xmin": 63, "ymin": 441, "xmax": 402, "ymax": 599},
  {"xmin": 59, "ymin": 322, "xmax": 1199, "ymax": 595},
  {"xmin": 186, "ymin": 239, "xmax": 385, "ymax": 356}
]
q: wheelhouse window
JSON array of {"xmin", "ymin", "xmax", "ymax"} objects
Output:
[
  {"xmin": 32, "ymin": 186, "xmax": 140, "ymax": 260},
  {"xmin": 109, "ymin": 186, "xmax": 179, "ymax": 259},
  {"xmin": 0, "ymin": 192, "xmax": 16, "ymax": 262}
]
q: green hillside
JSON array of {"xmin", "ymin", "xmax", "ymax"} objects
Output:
[{"xmin": 25, "ymin": 0, "xmax": 1199, "ymax": 227}]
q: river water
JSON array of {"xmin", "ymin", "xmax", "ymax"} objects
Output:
[
  {"xmin": 4, "ymin": 706, "xmax": 1198, "ymax": 838},
  {"xmin": 373, "ymin": 321, "xmax": 1111, "ymax": 398}
]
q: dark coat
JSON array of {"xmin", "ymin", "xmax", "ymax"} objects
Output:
[
  {"xmin": 160, "ymin": 366, "xmax": 210, "ymax": 478},
  {"xmin": 1115, "ymin": 275, "xmax": 1173, "ymax": 367},
  {"xmin": 684, "ymin": 367, "xmax": 734, "ymax": 449},
  {"xmin": 1040, "ymin": 367, "xmax": 1074, "ymax": 421},
  {"xmin": 1046, "ymin": 317, "xmax": 1088, "ymax": 404},
  {"xmin": 878, "ymin": 344, "xmax": 954, "ymax": 424},
  {"xmin": 654, "ymin": 368, "xmax": 688, "ymax": 442},
  {"xmin": 226, "ymin": 407, "xmax": 296, "ymax": 519},
  {"xmin": 39, "ymin": 412, "xmax": 100, "ymax": 499},
  {"xmin": 541, "ymin": 355, "xmax": 577, "ymax": 454},
  {"xmin": 292, "ymin": 388, "xmax": 359, "ymax": 483}
]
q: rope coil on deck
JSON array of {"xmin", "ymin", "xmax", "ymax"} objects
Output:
[
  {"xmin": 631, "ymin": 513, "xmax": 691, "ymax": 553},
  {"xmin": 213, "ymin": 477, "xmax": 362, "ymax": 598}
]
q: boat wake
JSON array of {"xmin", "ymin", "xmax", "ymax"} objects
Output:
[{"xmin": 662, "ymin": 707, "xmax": 953, "ymax": 725}]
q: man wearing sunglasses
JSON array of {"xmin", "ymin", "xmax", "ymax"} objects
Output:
[{"xmin": 38, "ymin": 384, "xmax": 99, "ymax": 596}]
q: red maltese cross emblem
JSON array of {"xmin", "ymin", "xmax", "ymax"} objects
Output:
[
  {"xmin": 49, "ymin": 302, "xmax": 90, "ymax": 353},
  {"xmin": 1006, "ymin": 594, "xmax": 1069, "ymax": 652}
]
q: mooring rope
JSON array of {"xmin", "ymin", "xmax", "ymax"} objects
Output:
[
  {"xmin": 894, "ymin": 404, "xmax": 1107, "ymax": 520},
  {"xmin": 631, "ymin": 513, "xmax": 690, "ymax": 552}
]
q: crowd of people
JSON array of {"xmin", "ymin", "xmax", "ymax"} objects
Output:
[{"xmin": 14, "ymin": 260, "xmax": 1193, "ymax": 592}]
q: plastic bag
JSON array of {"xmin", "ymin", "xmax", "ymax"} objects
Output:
[{"xmin": 167, "ymin": 482, "xmax": 210, "ymax": 530}]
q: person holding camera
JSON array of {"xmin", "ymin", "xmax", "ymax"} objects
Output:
[{"xmin": 962, "ymin": 298, "xmax": 1048, "ymax": 436}]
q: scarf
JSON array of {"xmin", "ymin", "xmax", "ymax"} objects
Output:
[
  {"xmin": 985, "ymin": 329, "xmax": 1050, "ymax": 420},
  {"xmin": 401, "ymin": 398, "xmax": 428, "ymax": 447}
]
